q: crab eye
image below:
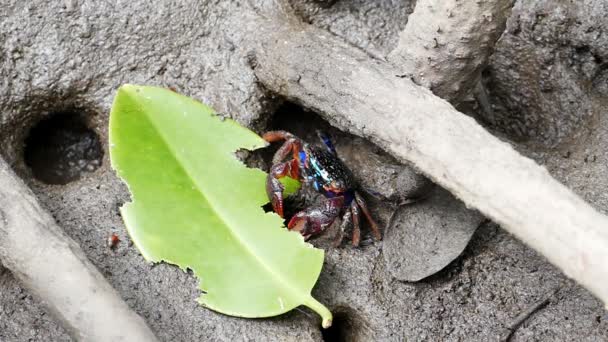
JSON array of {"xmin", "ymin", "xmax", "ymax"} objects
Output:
[{"xmin": 331, "ymin": 180, "xmax": 344, "ymax": 190}]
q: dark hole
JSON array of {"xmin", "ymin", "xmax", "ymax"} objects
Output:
[
  {"xmin": 310, "ymin": 0, "xmax": 337, "ymax": 8},
  {"xmin": 262, "ymin": 197, "xmax": 309, "ymax": 224},
  {"xmin": 24, "ymin": 111, "xmax": 103, "ymax": 185},
  {"xmin": 269, "ymin": 102, "xmax": 338, "ymax": 143},
  {"xmin": 321, "ymin": 312, "xmax": 352, "ymax": 342},
  {"xmin": 262, "ymin": 202, "xmax": 274, "ymax": 213},
  {"xmin": 574, "ymin": 45, "xmax": 590, "ymax": 55}
]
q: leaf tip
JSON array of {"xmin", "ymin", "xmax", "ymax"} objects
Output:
[
  {"xmin": 119, "ymin": 83, "xmax": 138, "ymax": 92},
  {"xmin": 116, "ymin": 84, "xmax": 147, "ymax": 100},
  {"xmin": 304, "ymin": 296, "xmax": 333, "ymax": 329}
]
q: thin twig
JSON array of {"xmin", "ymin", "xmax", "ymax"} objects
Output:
[{"xmin": 499, "ymin": 288, "xmax": 560, "ymax": 342}]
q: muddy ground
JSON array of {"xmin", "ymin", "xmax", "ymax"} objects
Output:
[{"xmin": 1, "ymin": 0, "xmax": 607, "ymax": 341}]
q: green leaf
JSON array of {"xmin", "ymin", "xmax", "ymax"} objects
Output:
[
  {"xmin": 280, "ymin": 176, "xmax": 301, "ymax": 196},
  {"xmin": 109, "ymin": 85, "xmax": 331, "ymax": 327}
]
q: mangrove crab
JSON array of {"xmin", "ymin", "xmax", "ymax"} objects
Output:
[{"xmin": 263, "ymin": 130, "xmax": 381, "ymax": 246}]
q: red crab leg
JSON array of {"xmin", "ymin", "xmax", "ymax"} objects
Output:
[
  {"xmin": 351, "ymin": 201, "xmax": 361, "ymax": 246},
  {"xmin": 272, "ymin": 139, "xmax": 294, "ymax": 164},
  {"xmin": 355, "ymin": 191, "xmax": 382, "ymax": 241},
  {"xmin": 267, "ymin": 159, "xmax": 299, "ymax": 218},
  {"xmin": 263, "ymin": 130, "xmax": 296, "ymax": 144},
  {"xmin": 263, "ymin": 131, "xmax": 304, "ymax": 217},
  {"xmin": 333, "ymin": 209, "xmax": 352, "ymax": 247},
  {"xmin": 262, "ymin": 130, "xmax": 303, "ymax": 165}
]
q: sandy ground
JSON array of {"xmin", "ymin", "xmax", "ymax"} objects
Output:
[{"xmin": 0, "ymin": 0, "xmax": 607, "ymax": 341}]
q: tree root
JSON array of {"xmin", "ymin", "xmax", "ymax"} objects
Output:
[
  {"xmin": 252, "ymin": 4, "xmax": 608, "ymax": 308},
  {"xmin": 388, "ymin": 0, "xmax": 514, "ymax": 103},
  {"xmin": 0, "ymin": 158, "xmax": 158, "ymax": 342}
]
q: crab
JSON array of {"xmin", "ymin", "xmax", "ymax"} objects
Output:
[{"xmin": 263, "ymin": 130, "xmax": 381, "ymax": 246}]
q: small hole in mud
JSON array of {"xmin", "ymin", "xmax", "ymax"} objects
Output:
[
  {"xmin": 321, "ymin": 311, "xmax": 355, "ymax": 342},
  {"xmin": 24, "ymin": 111, "xmax": 103, "ymax": 185}
]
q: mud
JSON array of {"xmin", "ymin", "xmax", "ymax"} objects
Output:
[
  {"xmin": 1, "ymin": 0, "xmax": 607, "ymax": 341},
  {"xmin": 383, "ymin": 187, "xmax": 483, "ymax": 282},
  {"xmin": 288, "ymin": 0, "xmax": 414, "ymax": 55},
  {"xmin": 481, "ymin": 0, "xmax": 608, "ymax": 148}
]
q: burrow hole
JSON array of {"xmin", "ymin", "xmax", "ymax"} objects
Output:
[
  {"xmin": 321, "ymin": 310, "xmax": 371, "ymax": 342},
  {"xmin": 24, "ymin": 110, "xmax": 103, "ymax": 185}
]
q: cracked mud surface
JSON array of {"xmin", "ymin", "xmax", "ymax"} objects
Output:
[{"xmin": 1, "ymin": 0, "xmax": 607, "ymax": 341}]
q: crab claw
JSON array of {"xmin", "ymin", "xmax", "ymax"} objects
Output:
[
  {"xmin": 267, "ymin": 175, "xmax": 285, "ymax": 217},
  {"xmin": 266, "ymin": 160, "xmax": 299, "ymax": 218},
  {"xmin": 288, "ymin": 196, "xmax": 344, "ymax": 239}
]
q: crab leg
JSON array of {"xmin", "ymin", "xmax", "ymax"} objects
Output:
[
  {"xmin": 262, "ymin": 130, "xmax": 301, "ymax": 154},
  {"xmin": 267, "ymin": 159, "xmax": 299, "ymax": 217},
  {"xmin": 316, "ymin": 130, "xmax": 337, "ymax": 155},
  {"xmin": 333, "ymin": 209, "xmax": 352, "ymax": 247},
  {"xmin": 350, "ymin": 201, "xmax": 362, "ymax": 246},
  {"xmin": 263, "ymin": 131, "xmax": 304, "ymax": 217},
  {"xmin": 272, "ymin": 139, "xmax": 294, "ymax": 164},
  {"xmin": 264, "ymin": 131, "xmax": 302, "ymax": 162},
  {"xmin": 263, "ymin": 130, "xmax": 294, "ymax": 141},
  {"xmin": 355, "ymin": 191, "xmax": 382, "ymax": 241}
]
